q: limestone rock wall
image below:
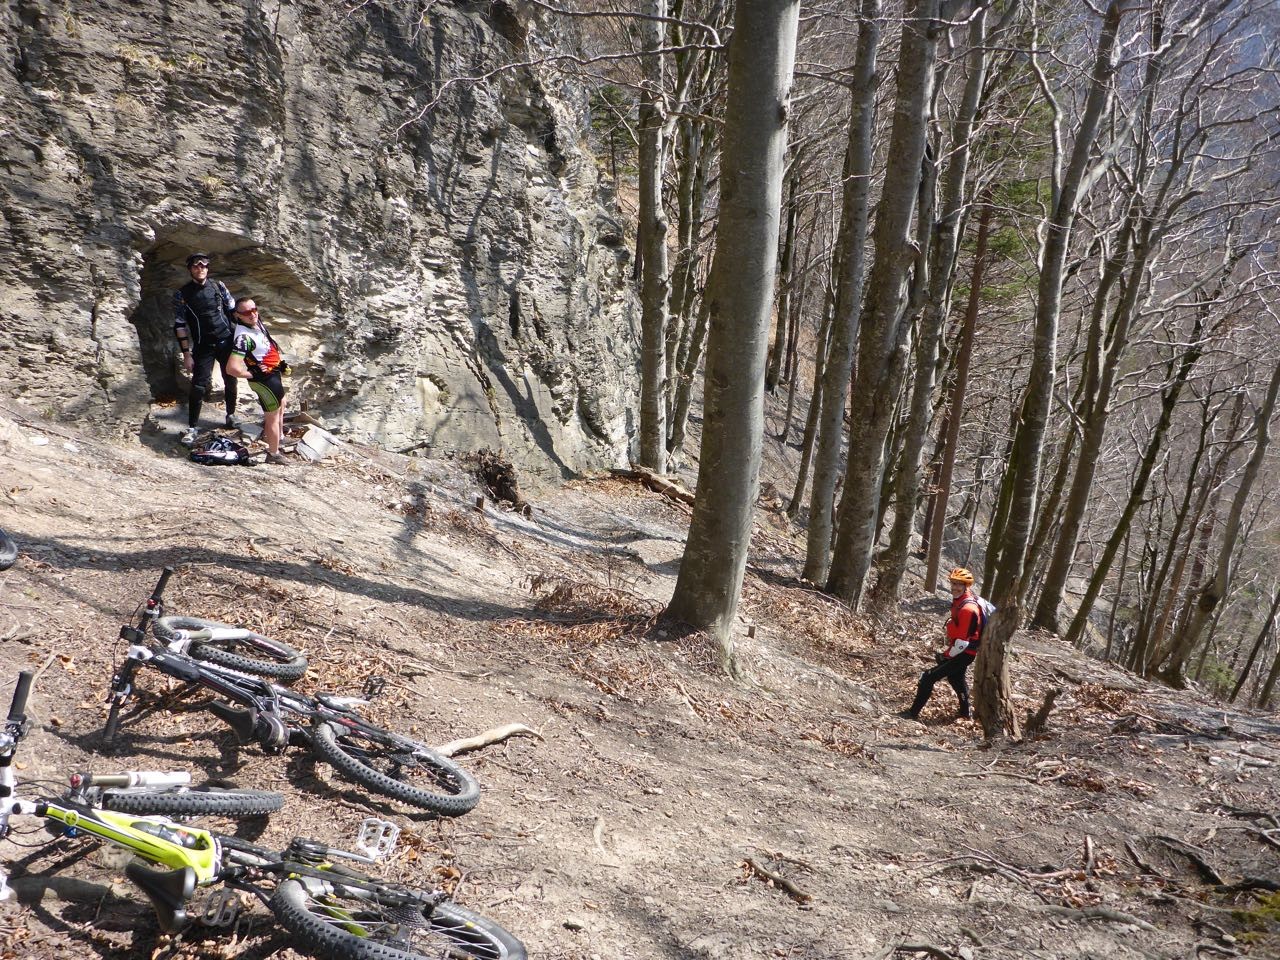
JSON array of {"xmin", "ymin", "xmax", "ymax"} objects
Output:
[{"xmin": 0, "ymin": 0, "xmax": 639, "ymax": 477}]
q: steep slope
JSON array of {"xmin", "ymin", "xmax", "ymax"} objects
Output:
[{"xmin": 2, "ymin": 404, "xmax": 1278, "ymax": 960}]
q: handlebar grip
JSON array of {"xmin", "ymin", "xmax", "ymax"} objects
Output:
[
  {"xmin": 150, "ymin": 567, "xmax": 175, "ymax": 605},
  {"xmin": 7, "ymin": 671, "xmax": 33, "ymax": 721}
]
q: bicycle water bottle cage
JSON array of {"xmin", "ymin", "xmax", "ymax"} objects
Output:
[{"xmin": 362, "ymin": 676, "xmax": 386, "ymax": 700}]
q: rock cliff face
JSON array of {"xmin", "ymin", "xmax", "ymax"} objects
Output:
[{"xmin": 0, "ymin": 0, "xmax": 639, "ymax": 477}]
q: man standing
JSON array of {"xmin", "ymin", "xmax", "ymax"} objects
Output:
[
  {"xmin": 899, "ymin": 567, "xmax": 983, "ymax": 721},
  {"xmin": 174, "ymin": 252, "xmax": 238, "ymax": 445}
]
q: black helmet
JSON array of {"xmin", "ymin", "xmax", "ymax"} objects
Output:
[{"xmin": 186, "ymin": 252, "xmax": 212, "ymax": 267}]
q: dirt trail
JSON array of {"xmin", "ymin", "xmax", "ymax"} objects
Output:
[{"xmin": 1, "ymin": 402, "xmax": 1277, "ymax": 960}]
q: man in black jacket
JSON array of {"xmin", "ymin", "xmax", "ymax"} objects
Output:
[{"xmin": 173, "ymin": 253, "xmax": 238, "ymax": 445}]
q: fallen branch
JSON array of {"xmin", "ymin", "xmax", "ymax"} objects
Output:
[
  {"xmin": 610, "ymin": 467, "xmax": 696, "ymax": 505},
  {"xmin": 744, "ymin": 858, "xmax": 811, "ymax": 904},
  {"xmin": 435, "ymin": 723, "xmax": 543, "ymax": 757},
  {"xmin": 1215, "ymin": 875, "xmax": 1280, "ymax": 893},
  {"xmin": 1151, "ymin": 835, "xmax": 1225, "ymax": 885},
  {"xmin": 1041, "ymin": 905, "xmax": 1158, "ymax": 931},
  {"xmin": 1124, "ymin": 839, "xmax": 1163, "ymax": 878}
]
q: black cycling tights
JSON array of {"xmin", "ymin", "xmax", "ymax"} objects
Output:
[
  {"xmin": 909, "ymin": 654, "xmax": 973, "ymax": 718},
  {"xmin": 189, "ymin": 342, "xmax": 237, "ymax": 427}
]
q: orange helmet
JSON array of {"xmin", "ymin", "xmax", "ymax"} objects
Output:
[{"xmin": 948, "ymin": 567, "xmax": 975, "ymax": 585}]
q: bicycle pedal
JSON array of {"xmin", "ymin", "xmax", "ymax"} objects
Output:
[
  {"xmin": 362, "ymin": 676, "xmax": 387, "ymax": 700},
  {"xmin": 200, "ymin": 889, "xmax": 242, "ymax": 927},
  {"xmin": 356, "ymin": 818, "xmax": 399, "ymax": 861}
]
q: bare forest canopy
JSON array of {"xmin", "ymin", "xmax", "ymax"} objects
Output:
[{"xmin": 474, "ymin": 0, "xmax": 1280, "ymax": 735}]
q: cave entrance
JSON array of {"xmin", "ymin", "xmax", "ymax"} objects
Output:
[{"xmin": 130, "ymin": 231, "xmax": 318, "ymax": 406}]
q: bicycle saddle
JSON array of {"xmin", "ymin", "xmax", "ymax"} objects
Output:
[{"xmin": 125, "ymin": 861, "xmax": 195, "ymax": 933}]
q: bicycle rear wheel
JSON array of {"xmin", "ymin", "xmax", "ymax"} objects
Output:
[
  {"xmin": 0, "ymin": 528, "xmax": 16, "ymax": 571},
  {"xmin": 271, "ymin": 878, "xmax": 525, "ymax": 960},
  {"xmin": 157, "ymin": 616, "xmax": 308, "ymax": 682},
  {"xmin": 101, "ymin": 785, "xmax": 283, "ymax": 818},
  {"xmin": 310, "ymin": 722, "xmax": 480, "ymax": 817}
]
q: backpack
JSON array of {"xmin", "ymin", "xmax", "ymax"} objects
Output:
[
  {"xmin": 190, "ymin": 436, "xmax": 250, "ymax": 466},
  {"xmin": 972, "ymin": 594, "xmax": 997, "ymax": 632}
]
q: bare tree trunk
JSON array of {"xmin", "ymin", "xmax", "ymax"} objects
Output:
[
  {"xmin": 789, "ymin": 276, "xmax": 836, "ymax": 519},
  {"xmin": 666, "ymin": 0, "xmax": 800, "ymax": 667},
  {"xmin": 875, "ymin": 3, "xmax": 992, "ymax": 604},
  {"xmin": 1062, "ymin": 273, "xmax": 1221, "ymax": 648},
  {"xmin": 975, "ymin": 0, "xmax": 1124, "ymax": 740},
  {"xmin": 1257, "ymin": 640, "xmax": 1280, "ymax": 710},
  {"xmin": 637, "ymin": 0, "xmax": 670, "ymax": 470},
  {"xmin": 827, "ymin": 0, "xmax": 945, "ymax": 607},
  {"xmin": 1158, "ymin": 357, "xmax": 1280, "ymax": 687},
  {"xmin": 802, "ymin": 0, "xmax": 881, "ymax": 584},
  {"xmin": 1229, "ymin": 581, "xmax": 1280, "ymax": 703},
  {"xmin": 767, "ymin": 171, "xmax": 800, "ymax": 392},
  {"xmin": 1102, "ymin": 528, "xmax": 1130, "ymax": 660},
  {"xmin": 923, "ymin": 199, "xmax": 992, "ymax": 591},
  {"xmin": 667, "ymin": 290, "xmax": 711, "ymax": 459}
]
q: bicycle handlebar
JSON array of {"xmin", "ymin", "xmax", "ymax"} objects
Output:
[
  {"xmin": 7, "ymin": 672, "xmax": 32, "ymax": 722},
  {"xmin": 151, "ymin": 567, "xmax": 174, "ymax": 607}
]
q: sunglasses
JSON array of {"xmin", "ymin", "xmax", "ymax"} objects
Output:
[
  {"xmin": 235, "ymin": 307, "xmax": 259, "ymax": 316},
  {"xmin": 190, "ymin": 262, "xmax": 210, "ymax": 269}
]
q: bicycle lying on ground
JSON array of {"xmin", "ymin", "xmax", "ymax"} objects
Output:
[
  {"xmin": 0, "ymin": 528, "xmax": 16, "ymax": 571},
  {"xmin": 1, "ymin": 672, "xmax": 526, "ymax": 959},
  {"xmin": 126, "ymin": 566, "xmax": 309, "ymax": 681},
  {"xmin": 105, "ymin": 569, "xmax": 482, "ymax": 817}
]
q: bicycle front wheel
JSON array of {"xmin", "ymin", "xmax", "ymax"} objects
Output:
[
  {"xmin": 158, "ymin": 616, "xmax": 309, "ymax": 682},
  {"xmin": 310, "ymin": 722, "xmax": 480, "ymax": 817},
  {"xmin": 0, "ymin": 528, "xmax": 16, "ymax": 571},
  {"xmin": 101, "ymin": 785, "xmax": 284, "ymax": 818},
  {"xmin": 271, "ymin": 878, "xmax": 526, "ymax": 960}
]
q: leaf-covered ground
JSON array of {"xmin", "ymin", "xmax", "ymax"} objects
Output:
[{"xmin": 1, "ymin": 402, "xmax": 1277, "ymax": 960}]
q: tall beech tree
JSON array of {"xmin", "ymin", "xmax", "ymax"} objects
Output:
[
  {"xmin": 875, "ymin": 4, "xmax": 996, "ymax": 603},
  {"xmin": 667, "ymin": 0, "xmax": 801, "ymax": 666},
  {"xmin": 801, "ymin": 0, "xmax": 882, "ymax": 586},
  {"xmin": 827, "ymin": 0, "xmax": 950, "ymax": 606},
  {"xmin": 973, "ymin": 0, "xmax": 1124, "ymax": 739}
]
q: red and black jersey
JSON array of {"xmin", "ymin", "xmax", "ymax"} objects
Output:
[{"xmin": 945, "ymin": 590, "xmax": 982, "ymax": 656}]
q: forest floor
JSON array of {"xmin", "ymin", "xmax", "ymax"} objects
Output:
[{"xmin": 1, "ymin": 397, "xmax": 1278, "ymax": 960}]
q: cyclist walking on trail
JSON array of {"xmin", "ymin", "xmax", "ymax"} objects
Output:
[
  {"xmin": 899, "ymin": 567, "xmax": 983, "ymax": 721},
  {"xmin": 226, "ymin": 297, "xmax": 290, "ymax": 465},
  {"xmin": 174, "ymin": 252, "xmax": 238, "ymax": 444}
]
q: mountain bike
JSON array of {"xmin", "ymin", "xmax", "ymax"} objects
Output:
[
  {"xmin": 1, "ymin": 672, "xmax": 526, "ymax": 959},
  {"xmin": 105, "ymin": 572, "xmax": 482, "ymax": 817},
  {"xmin": 123, "ymin": 566, "xmax": 308, "ymax": 681},
  {"xmin": 0, "ymin": 528, "xmax": 16, "ymax": 571}
]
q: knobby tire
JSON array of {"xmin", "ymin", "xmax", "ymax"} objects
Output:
[
  {"xmin": 310, "ymin": 722, "xmax": 480, "ymax": 817},
  {"xmin": 270, "ymin": 878, "xmax": 526, "ymax": 960},
  {"xmin": 157, "ymin": 616, "xmax": 308, "ymax": 681},
  {"xmin": 100, "ymin": 786, "xmax": 284, "ymax": 818},
  {"xmin": 0, "ymin": 528, "xmax": 16, "ymax": 571}
]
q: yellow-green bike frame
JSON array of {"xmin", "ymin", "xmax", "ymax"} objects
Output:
[{"xmin": 36, "ymin": 800, "xmax": 220, "ymax": 883}]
